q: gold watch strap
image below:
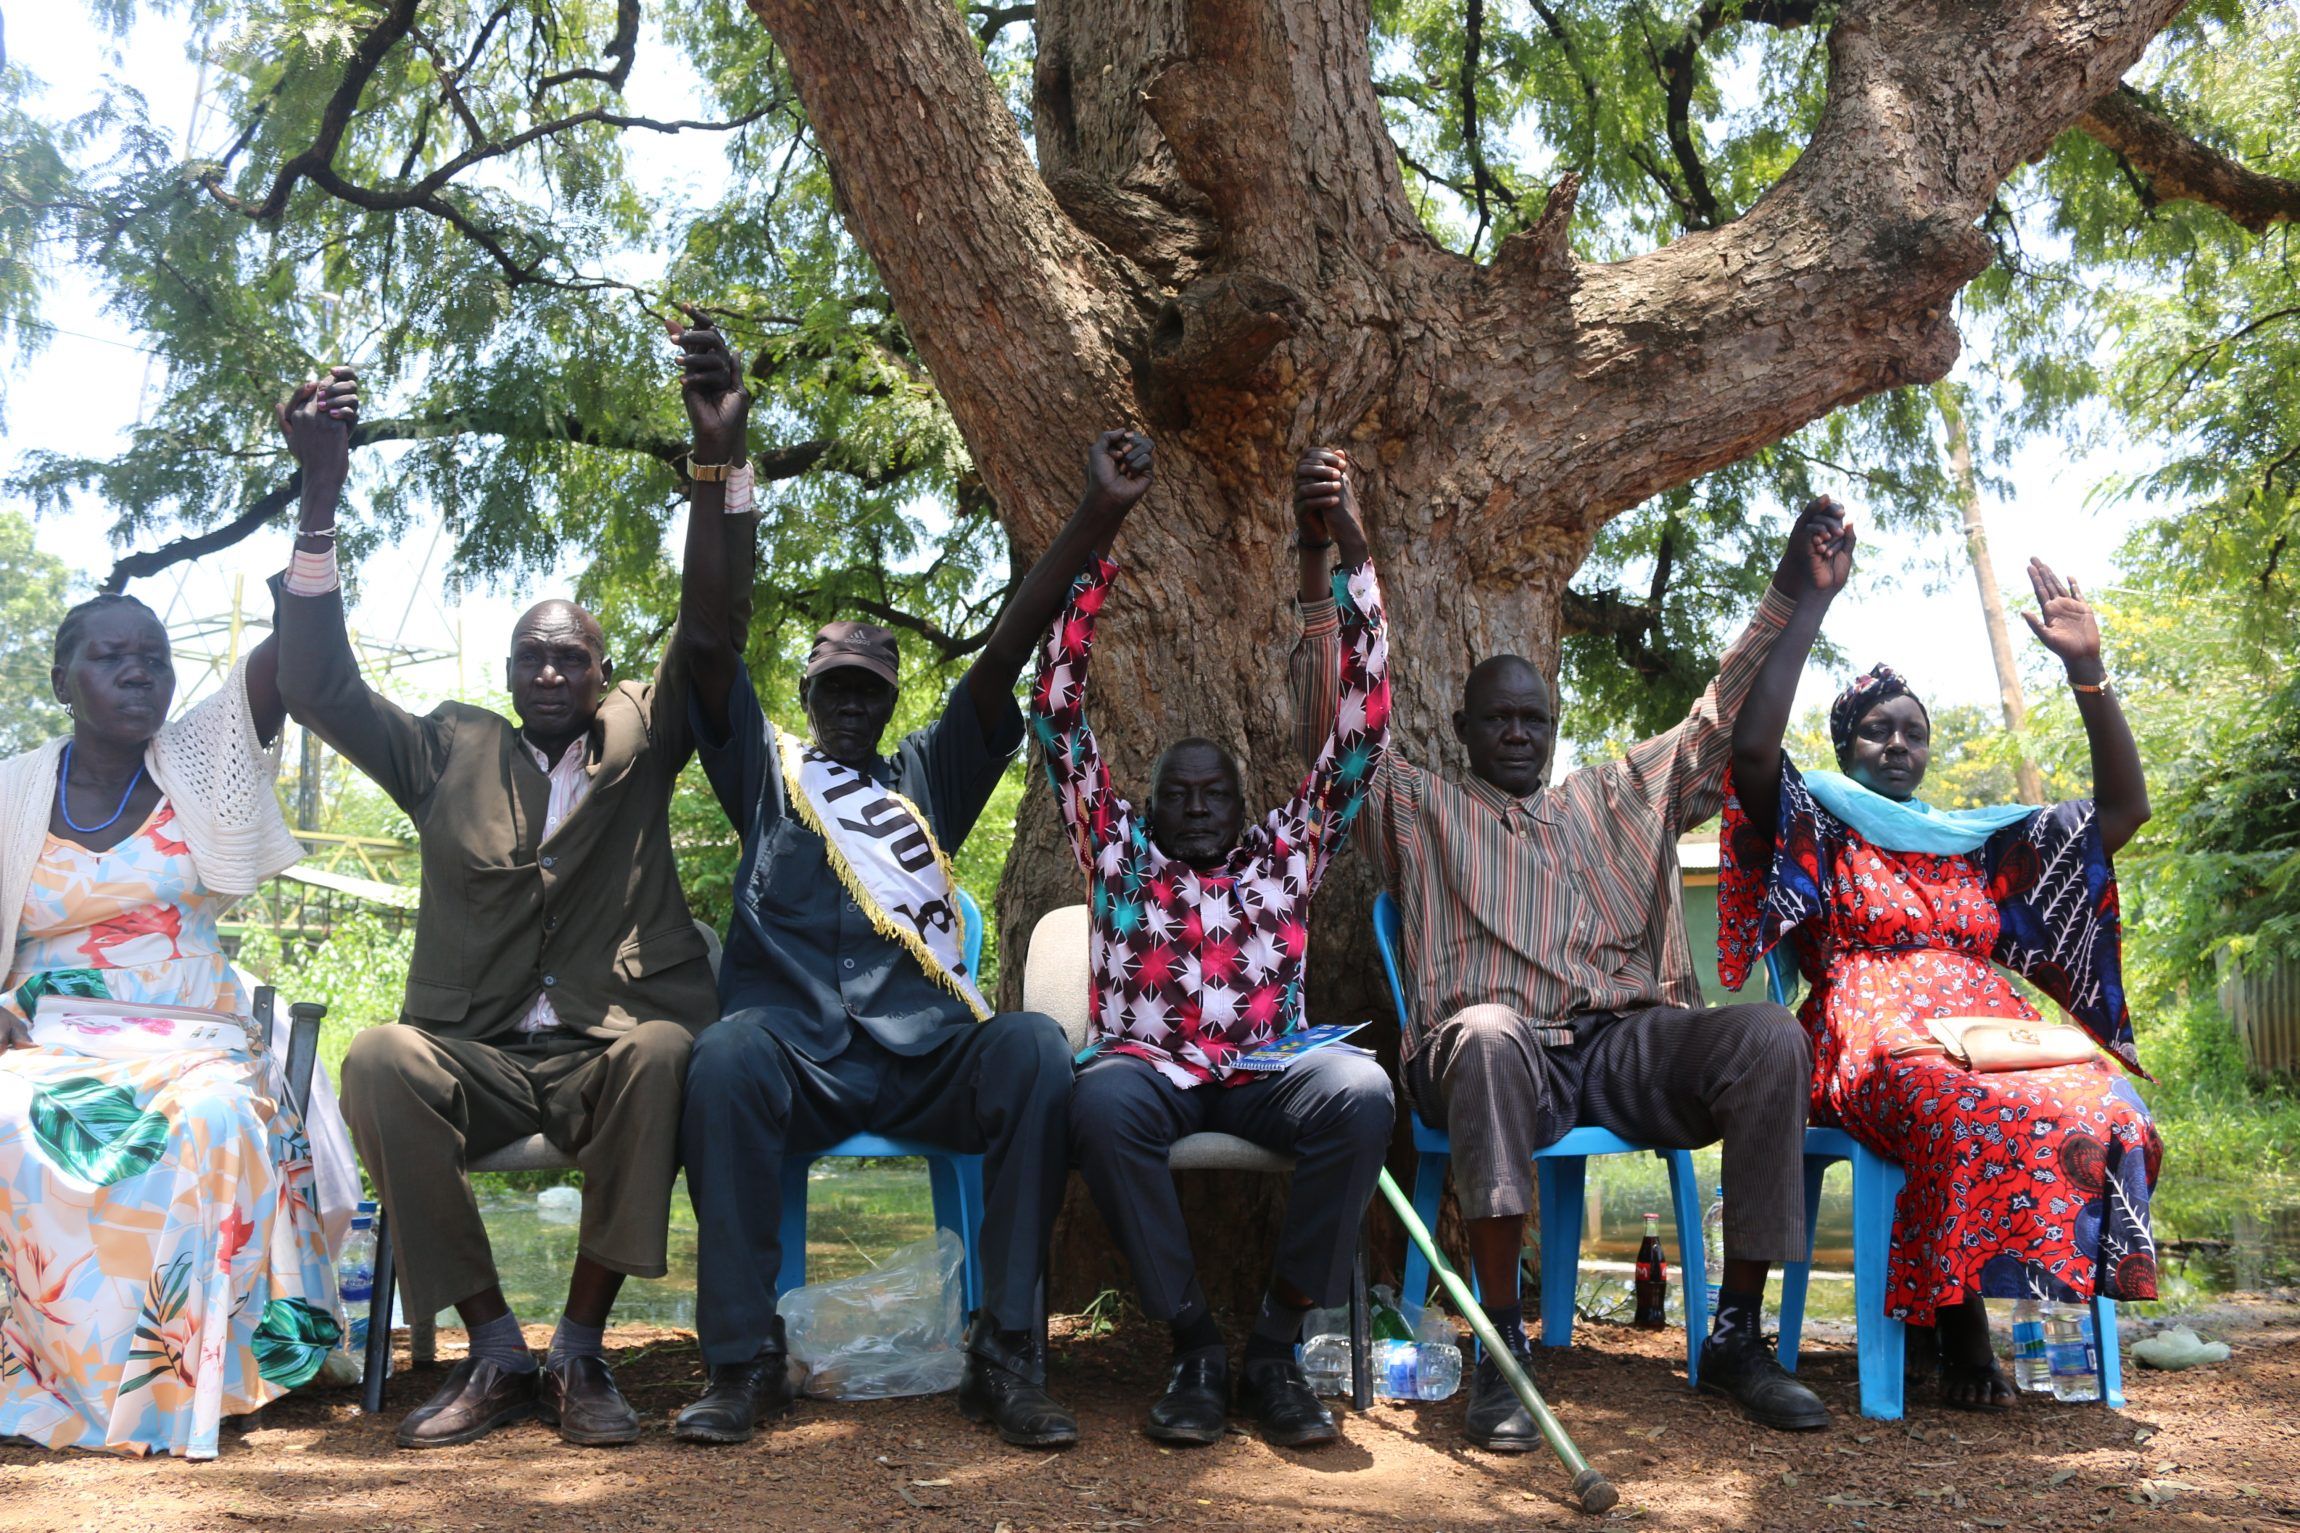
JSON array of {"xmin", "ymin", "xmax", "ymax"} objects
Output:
[{"xmin": 687, "ymin": 455, "xmax": 735, "ymax": 482}]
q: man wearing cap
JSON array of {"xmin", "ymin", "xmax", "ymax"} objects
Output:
[{"xmin": 673, "ymin": 431, "xmax": 1158, "ymax": 1449}]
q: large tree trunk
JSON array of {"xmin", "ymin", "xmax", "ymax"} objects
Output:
[{"xmin": 743, "ymin": 0, "xmax": 2188, "ymax": 1311}]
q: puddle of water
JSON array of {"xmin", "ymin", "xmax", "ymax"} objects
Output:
[{"xmin": 433, "ymin": 1154, "xmax": 2300, "ymax": 1334}]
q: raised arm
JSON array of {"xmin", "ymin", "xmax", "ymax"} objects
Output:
[
  {"xmin": 246, "ymin": 371, "xmax": 358, "ymax": 746},
  {"xmin": 272, "ymin": 367, "xmax": 452, "ymax": 810},
  {"xmin": 1727, "ymin": 497, "xmax": 1856, "ymax": 858},
  {"xmin": 670, "ymin": 308, "xmax": 758, "ymax": 741},
  {"xmin": 2021, "ymin": 559, "xmax": 2149, "ymax": 854},
  {"xmin": 1620, "ymin": 494, "xmax": 1852, "ymax": 832},
  {"xmin": 1028, "ymin": 554, "xmax": 1128, "ymax": 873},
  {"xmin": 966, "ymin": 430, "xmax": 1152, "ymax": 738},
  {"xmin": 1274, "ymin": 458, "xmax": 1388, "ymax": 882}
]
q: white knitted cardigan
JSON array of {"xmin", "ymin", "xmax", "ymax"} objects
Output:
[{"xmin": 0, "ymin": 658, "xmax": 303, "ymax": 987}]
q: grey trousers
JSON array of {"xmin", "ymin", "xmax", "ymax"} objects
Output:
[
  {"xmin": 1407, "ymin": 1002, "xmax": 1811, "ymax": 1264},
  {"xmin": 340, "ymin": 1020, "xmax": 692, "ymax": 1316},
  {"xmin": 1070, "ymin": 1049, "xmax": 1395, "ymax": 1323},
  {"xmin": 681, "ymin": 1011, "xmax": 1072, "ymax": 1365}
]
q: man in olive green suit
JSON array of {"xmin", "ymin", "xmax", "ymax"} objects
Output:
[{"xmin": 273, "ymin": 321, "xmax": 755, "ymax": 1448}]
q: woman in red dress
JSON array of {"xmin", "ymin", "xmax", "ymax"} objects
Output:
[{"xmin": 1719, "ymin": 557, "xmax": 2160, "ymax": 1410}]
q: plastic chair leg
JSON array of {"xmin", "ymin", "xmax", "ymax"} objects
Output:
[
  {"xmin": 1850, "ymin": 1145, "xmax": 1907, "ymax": 1421},
  {"xmin": 1662, "ymin": 1150, "xmax": 1707, "ymax": 1388},
  {"xmin": 2094, "ymin": 1295, "xmax": 2123, "ymax": 1407},
  {"xmin": 776, "ymin": 1154, "xmax": 814, "ymax": 1300},
  {"xmin": 960, "ymin": 1155, "xmax": 988, "ymax": 1317},
  {"xmin": 1534, "ymin": 1156, "xmax": 1587, "ymax": 1350},
  {"xmin": 362, "ymin": 1207, "xmax": 397, "ymax": 1414},
  {"xmin": 1402, "ymin": 1151, "xmax": 1449, "ymax": 1323},
  {"xmin": 1776, "ymin": 1152, "xmax": 1837, "ymax": 1374},
  {"xmin": 925, "ymin": 1155, "xmax": 983, "ymax": 1316}
]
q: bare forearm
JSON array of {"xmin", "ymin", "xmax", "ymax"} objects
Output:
[
  {"xmin": 2066, "ymin": 658, "xmax": 2149, "ymax": 852},
  {"xmin": 1730, "ymin": 595, "xmax": 1828, "ymax": 840}
]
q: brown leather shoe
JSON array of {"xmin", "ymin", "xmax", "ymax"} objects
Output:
[
  {"xmin": 539, "ymin": 1355, "xmax": 641, "ymax": 1446},
  {"xmin": 395, "ymin": 1358, "xmax": 539, "ymax": 1448}
]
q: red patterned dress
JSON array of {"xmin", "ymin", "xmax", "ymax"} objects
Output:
[{"xmin": 1719, "ymin": 763, "xmax": 2161, "ymax": 1324}]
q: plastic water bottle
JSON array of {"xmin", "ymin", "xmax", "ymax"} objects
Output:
[
  {"xmin": 2045, "ymin": 1303, "xmax": 2102, "ymax": 1402},
  {"xmin": 1374, "ymin": 1338, "xmax": 1463, "ymax": 1401},
  {"xmin": 2010, "ymin": 1298, "xmax": 2053, "ymax": 1393},
  {"xmin": 1700, "ymin": 1186, "xmax": 1726, "ymax": 1312},
  {"xmin": 338, "ymin": 1202, "xmax": 378, "ymax": 1355},
  {"xmin": 1298, "ymin": 1334, "xmax": 1351, "ymax": 1397}
]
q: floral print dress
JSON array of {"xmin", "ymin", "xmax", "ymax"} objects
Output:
[
  {"xmin": 0, "ymin": 800, "xmax": 340, "ymax": 1458},
  {"xmin": 1719, "ymin": 762, "xmax": 2160, "ymax": 1324}
]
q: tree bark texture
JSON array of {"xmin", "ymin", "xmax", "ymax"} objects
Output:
[{"xmin": 742, "ymin": 0, "xmax": 2189, "ymax": 1311}]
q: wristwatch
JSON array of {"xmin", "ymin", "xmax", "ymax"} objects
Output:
[{"xmin": 686, "ymin": 455, "xmax": 737, "ymax": 482}]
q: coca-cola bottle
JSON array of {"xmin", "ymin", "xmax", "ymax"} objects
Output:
[{"xmin": 1632, "ymin": 1212, "xmax": 1669, "ymax": 1329}]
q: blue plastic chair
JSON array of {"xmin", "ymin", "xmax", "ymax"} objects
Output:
[
  {"xmin": 775, "ymin": 889, "xmax": 991, "ymax": 1313},
  {"xmin": 1776, "ymin": 1125, "xmax": 2124, "ymax": 1418},
  {"xmin": 1371, "ymin": 892, "xmax": 1710, "ymax": 1386}
]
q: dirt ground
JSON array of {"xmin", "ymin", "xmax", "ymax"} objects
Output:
[{"xmin": 3, "ymin": 1301, "xmax": 2295, "ymax": 1533}]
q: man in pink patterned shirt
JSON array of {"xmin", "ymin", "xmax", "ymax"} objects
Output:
[{"xmin": 1031, "ymin": 449, "xmax": 1393, "ymax": 1450}]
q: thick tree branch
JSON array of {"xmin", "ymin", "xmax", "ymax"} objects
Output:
[
  {"xmin": 1450, "ymin": 0, "xmax": 2191, "ymax": 549},
  {"xmin": 1143, "ymin": 0, "xmax": 1317, "ymax": 279},
  {"xmin": 2077, "ymin": 84, "xmax": 2300, "ymax": 233},
  {"xmin": 745, "ymin": 0, "xmax": 1139, "ymax": 551}
]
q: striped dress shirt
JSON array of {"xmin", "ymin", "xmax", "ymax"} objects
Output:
[
  {"xmin": 1291, "ymin": 584, "xmax": 1798, "ymax": 1060},
  {"xmin": 514, "ymin": 737, "xmax": 592, "ymax": 1033}
]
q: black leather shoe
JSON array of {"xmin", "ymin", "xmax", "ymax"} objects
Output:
[
  {"xmin": 395, "ymin": 1357, "xmax": 539, "ymax": 1448},
  {"xmin": 957, "ymin": 1314, "xmax": 1078, "ymax": 1449},
  {"xmin": 539, "ymin": 1354, "xmax": 641, "ymax": 1446},
  {"xmin": 1236, "ymin": 1356, "xmax": 1338, "ymax": 1449},
  {"xmin": 1145, "ymin": 1346, "xmax": 1229, "ymax": 1446},
  {"xmin": 1463, "ymin": 1342, "xmax": 1541, "ymax": 1453},
  {"xmin": 674, "ymin": 1323, "xmax": 796, "ymax": 1446},
  {"xmin": 1698, "ymin": 1334, "xmax": 1830, "ymax": 1431}
]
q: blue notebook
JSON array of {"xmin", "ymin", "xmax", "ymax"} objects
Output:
[{"xmin": 1233, "ymin": 1021, "xmax": 1371, "ymax": 1072}]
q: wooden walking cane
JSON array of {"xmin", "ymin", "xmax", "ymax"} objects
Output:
[{"xmin": 1376, "ymin": 1168, "xmax": 1619, "ymax": 1515}]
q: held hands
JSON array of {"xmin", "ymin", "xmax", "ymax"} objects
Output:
[
  {"xmin": 670, "ymin": 304, "xmax": 750, "ymax": 463},
  {"xmin": 1774, "ymin": 495, "xmax": 1855, "ymax": 601},
  {"xmin": 275, "ymin": 366, "xmax": 359, "ymax": 482},
  {"xmin": 2020, "ymin": 558, "xmax": 2104, "ymax": 679},
  {"xmin": 1082, "ymin": 429, "xmax": 1153, "ymax": 518},
  {"xmin": 1293, "ymin": 448, "xmax": 1367, "ymax": 563}
]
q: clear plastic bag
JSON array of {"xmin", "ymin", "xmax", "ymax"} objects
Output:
[{"xmin": 782, "ymin": 1229, "xmax": 967, "ymax": 1400}]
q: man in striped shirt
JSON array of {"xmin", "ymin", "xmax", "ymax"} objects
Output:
[{"xmin": 1293, "ymin": 482, "xmax": 1855, "ymax": 1440}]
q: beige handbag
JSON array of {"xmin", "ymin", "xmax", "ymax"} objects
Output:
[{"xmin": 1892, "ymin": 1014, "xmax": 2103, "ymax": 1073}]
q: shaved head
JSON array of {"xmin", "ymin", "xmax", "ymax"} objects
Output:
[
  {"xmin": 1453, "ymin": 653, "xmax": 1556, "ymax": 798},
  {"xmin": 512, "ymin": 599, "xmax": 606, "ymax": 658},
  {"xmin": 1462, "ymin": 654, "xmax": 1548, "ymax": 713},
  {"xmin": 506, "ymin": 599, "xmax": 612, "ymax": 757},
  {"xmin": 1149, "ymin": 736, "xmax": 1245, "ymax": 870}
]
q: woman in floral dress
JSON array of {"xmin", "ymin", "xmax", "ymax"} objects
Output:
[
  {"xmin": 1718, "ymin": 557, "xmax": 2160, "ymax": 1410},
  {"xmin": 0, "ymin": 380, "xmax": 354, "ymax": 1458}
]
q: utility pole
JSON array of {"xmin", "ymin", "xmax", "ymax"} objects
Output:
[{"xmin": 1940, "ymin": 386, "xmax": 2046, "ymax": 806}]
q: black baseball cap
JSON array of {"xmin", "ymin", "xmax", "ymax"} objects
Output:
[{"xmin": 805, "ymin": 621, "xmax": 900, "ymax": 687}]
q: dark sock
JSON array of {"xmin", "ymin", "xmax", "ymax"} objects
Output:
[
  {"xmin": 466, "ymin": 1309, "xmax": 537, "ymax": 1374},
  {"xmin": 1708, "ymin": 1287, "xmax": 1765, "ymax": 1351},
  {"xmin": 546, "ymin": 1314, "xmax": 604, "ymax": 1370},
  {"xmin": 1170, "ymin": 1308, "xmax": 1223, "ymax": 1358},
  {"xmin": 1242, "ymin": 1331, "xmax": 1295, "ymax": 1365},
  {"xmin": 1244, "ymin": 1289, "xmax": 1310, "ymax": 1363},
  {"xmin": 1480, "ymin": 1300, "xmax": 1529, "ymax": 1357}
]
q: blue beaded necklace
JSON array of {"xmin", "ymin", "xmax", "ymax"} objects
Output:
[{"xmin": 57, "ymin": 741, "xmax": 147, "ymax": 835}]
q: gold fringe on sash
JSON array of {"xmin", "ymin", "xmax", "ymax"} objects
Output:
[{"xmin": 776, "ymin": 731, "xmax": 991, "ymax": 1021}]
